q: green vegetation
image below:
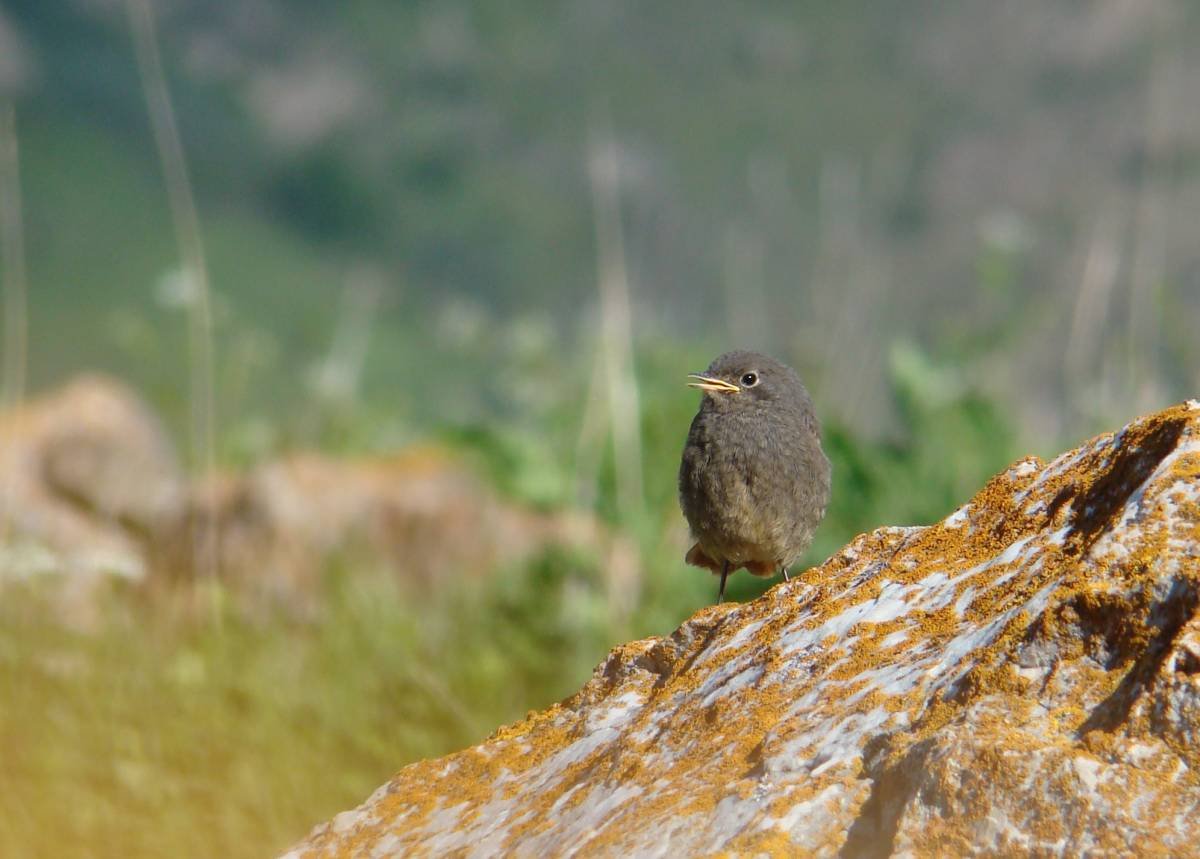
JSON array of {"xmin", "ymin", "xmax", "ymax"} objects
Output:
[
  {"xmin": 3, "ymin": 2, "xmax": 1195, "ymax": 855},
  {"xmin": 0, "ymin": 340, "xmax": 1024, "ymax": 858},
  {"xmin": 9, "ymin": 1, "xmax": 1198, "ymax": 435}
]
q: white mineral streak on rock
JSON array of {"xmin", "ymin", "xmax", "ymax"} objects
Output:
[
  {"xmin": 1010, "ymin": 458, "xmax": 1041, "ymax": 478},
  {"xmin": 287, "ymin": 402, "xmax": 1200, "ymax": 858},
  {"xmin": 698, "ymin": 664, "xmax": 763, "ymax": 709},
  {"xmin": 1110, "ymin": 437, "xmax": 1200, "ymax": 529},
  {"xmin": 1072, "ymin": 756, "xmax": 1103, "ymax": 791},
  {"xmin": 700, "ymin": 616, "xmax": 765, "ymax": 666},
  {"xmin": 942, "ymin": 504, "xmax": 971, "ymax": 528},
  {"xmin": 1017, "ymin": 435, "xmax": 1115, "ymax": 515},
  {"xmin": 368, "ymin": 832, "xmax": 402, "ymax": 859}
]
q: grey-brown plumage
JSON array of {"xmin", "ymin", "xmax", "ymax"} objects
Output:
[{"xmin": 678, "ymin": 350, "xmax": 831, "ymax": 602}]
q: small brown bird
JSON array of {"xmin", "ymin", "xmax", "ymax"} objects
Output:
[{"xmin": 678, "ymin": 350, "xmax": 831, "ymax": 602}]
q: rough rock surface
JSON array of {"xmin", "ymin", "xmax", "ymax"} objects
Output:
[{"xmin": 287, "ymin": 401, "xmax": 1200, "ymax": 857}]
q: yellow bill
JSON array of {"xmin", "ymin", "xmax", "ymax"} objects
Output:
[{"xmin": 687, "ymin": 374, "xmax": 740, "ymax": 393}]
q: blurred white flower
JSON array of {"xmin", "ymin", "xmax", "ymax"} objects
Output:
[
  {"xmin": 505, "ymin": 314, "xmax": 554, "ymax": 361},
  {"xmin": 436, "ymin": 297, "xmax": 487, "ymax": 348},
  {"xmin": 154, "ymin": 266, "xmax": 203, "ymax": 310},
  {"xmin": 978, "ymin": 209, "xmax": 1034, "ymax": 255}
]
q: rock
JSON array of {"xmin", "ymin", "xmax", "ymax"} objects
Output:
[
  {"xmin": 0, "ymin": 376, "xmax": 630, "ymax": 620},
  {"xmin": 0, "ymin": 375, "xmax": 184, "ymax": 598},
  {"xmin": 158, "ymin": 449, "xmax": 633, "ymax": 612},
  {"xmin": 285, "ymin": 401, "xmax": 1200, "ymax": 857}
]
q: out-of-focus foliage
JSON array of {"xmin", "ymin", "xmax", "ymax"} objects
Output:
[
  {"xmin": 0, "ymin": 340, "xmax": 1023, "ymax": 858},
  {"xmin": 1, "ymin": 1, "xmax": 1195, "ymax": 857},
  {"xmin": 3, "ymin": 1, "xmax": 1199, "ymax": 443}
]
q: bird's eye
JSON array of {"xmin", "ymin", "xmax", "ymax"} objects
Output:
[{"xmin": 741, "ymin": 372, "xmax": 759, "ymax": 387}]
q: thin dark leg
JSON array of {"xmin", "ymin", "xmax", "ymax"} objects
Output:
[
  {"xmin": 781, "ymin": 564, "xmax": 791, "ymax": 582},
  {"xmin": 718, "ymin": 560, "xmax": 730, "ymax": 604}
]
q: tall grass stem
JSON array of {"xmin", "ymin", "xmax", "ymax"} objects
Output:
[
  {"xmin": 0, "ymin": 102, "xmax": 27, "ymax": 544},
  {"xmin": 585, "ymin": 121, "xmax": 644, "ymax": 621},
  {"xmin": 126, "ymin": 0, "xmax": 220, "ymax": 617}
]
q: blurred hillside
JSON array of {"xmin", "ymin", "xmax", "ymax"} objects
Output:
[
  {"xmin": 2, "ymin": 0, "xmax": 1198, "ymax": 451},
  {"xmin": 6, "ymin": 4, "xmax": 1199, "ymax": 856}
]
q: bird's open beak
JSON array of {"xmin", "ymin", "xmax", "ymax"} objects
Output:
[{"xmin": 687, "ymin": 373, "xmax": 740, "ymax": 393}]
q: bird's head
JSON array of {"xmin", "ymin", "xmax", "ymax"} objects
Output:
[{"xmin": 687, "ymin": 350, "xmax": 814, "ymax": 418}]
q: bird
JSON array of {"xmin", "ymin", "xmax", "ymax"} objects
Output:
[{"xmin": 678, "ymin": 350, "xmax": 831, "ymax": 603}]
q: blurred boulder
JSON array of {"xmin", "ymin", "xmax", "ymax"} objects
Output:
[
  {"xmin": 157, "ymin": 448, "xmax": 630, "ymax": 611},
  {"xmin": 0, "ymin": 375, "xmax": 630, "ymax": 619},
  {"xmin": 0, "ymin": 375, "xmax": 184, "ymax": 613},
  {"xmin": 288, "ymin": 400, "xmax": 1200, "ymax": 857}
]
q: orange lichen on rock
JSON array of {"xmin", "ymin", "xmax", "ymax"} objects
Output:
[{"xmin": 285, "ymin": 401, "xmax": 1200, "ymax": 858}]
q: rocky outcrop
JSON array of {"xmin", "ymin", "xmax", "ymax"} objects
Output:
[
  {"xmin": 155, "ymin": 449, "xmax": 631, "ymax": 610},
  {"xmin": 0, "ymin": 376, "xmax": 627, "ymax": 616},
  {"xmin": 0, "ymin": 375, "xmax": 183, "ymax": 592},
  {"xmin": 287, "ymin": 401, "xmax": 1200, "ymax": 857}
]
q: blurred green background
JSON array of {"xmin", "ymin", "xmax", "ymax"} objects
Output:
[{"xmin": 1, "ymin": 1, "xmax": 1198, "ymax": 856}]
